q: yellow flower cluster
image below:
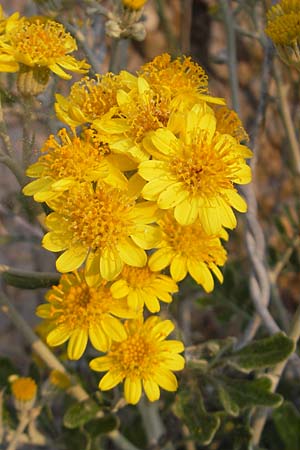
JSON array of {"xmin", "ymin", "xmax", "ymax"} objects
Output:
[
  {"xmin": 24, "ymin": 53, "xmax": 251, "ymax": 404},
  {"xmin": 0, "ymin": 6, "xmax": 89, "ymax": 87},
  {"xmin": 265, "ymin": 0, "xmax": 300, "ymax": 69}
]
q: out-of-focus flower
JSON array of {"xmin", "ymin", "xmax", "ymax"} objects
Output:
[
  {"xmin": 90, "ymin": 316, "xmax": 185, "ymax": 404},
  {"xmin": 36, "ymin": 271, "xmax": 137, "ymax": 359},
  {"xmin": 49, "ymin": 370, "xmax": 71, "ymax": 390},
  {"xmin": 42, "ymin": 183, "xmax": 161, "ymax": 282},
  {"xmin": 265, "ymin": 0, "xmax": 300, "ymax": 69},
  {"xmin": 139, "ymin": 104, "xmax": 252, "ymax": 234},
  {"xmin": 10, "ymin": 376, "xmax": 37, "ymax": 411},
  {"xmin": 122, "ymin": 0, "xmax": 148, "ymax": 10},
  {"xmin": 110, "ymin": 264, "xmax": 178, "ymax": 313},
  {"xmin": 148, "ymin": 212, "xmax": 227, "ymax": 291}
]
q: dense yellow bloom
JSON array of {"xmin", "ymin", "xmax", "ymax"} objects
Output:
[
  {"xmin": 93, "ymin": 76, "xmax": 168, "ymax": 162},
  {"xmin": 110, "ymin": 264, "xmax": 178, "ymax": 313},
  {"xmin": 122, "ymin": 0, "xmax": 147, "ymax": 9},
  {"xmin": 90, "ymin": 316, "xmax": 185, "ymax": 404},
  {"xmin": 139, "ymin": 53, "xmax": 225, "ymax": 110},
  {"xmin": 148, "ymin": 212, "xmax": 226, "ymax": 291},
  {"xmin": 22, "ymin": 128, "xmax": 127, "ymax": 202},
  {"xmin": 139, "ymin": 104, "xmax": 252, "ymax": 234},
  {"xmin": 265, "ymin": 1, "xmax": 300, "ymax": 68},
  {"xmin": 36, "ymin": 271, "xmax": 137, "ymax": 359},
  {"xmin": 42, "ymin": 182, "xmax": 161, "ymax": 283},
  {"xmin": 55, "ymin": 74, "xmax": 121, "ymax": 127},
  {"xmin": 0, "ymin": 16, "xmax": 89, "ymax": 79}
]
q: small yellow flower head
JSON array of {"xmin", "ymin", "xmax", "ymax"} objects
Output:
[
  {"xmin": 90, "ymin": 316, "xmax": 185, "ymax": 404},
  {"xmin": 22, "ymin": 128, "xmax": 120, "ymax": 203},
  {"xmin": 122, "ymin": 0, "xmax": 147, "ymax": 10},
  {"xmin": 49, "ymin": 370, "xmax": 71, "ymax": 390},
  {"xmin": 266, "ymin": 0, "xmax": 300, "ymax": 68},
  {"xmin": 36, "ymin": 271, "xmax": 137, "ymax": 359},
  {"xmin": 55, "ymin": 74, "xmax": 121, "ymax": 127},
  {"xmin": 0, "ymin": 16, "xmax": 89, "ymax": 80},
  {"xmin": 42, "ymin": 182, "xmax": 161, "ymax": 283},
  {"xmin": 110, "ymin": 264, "xmax": 178, "ymax": 313},
  {"xmin": 139, "ymin": 103, "xmax": 252, "ymax": 234},
  {"xmin": 149, "ymin": 212, "xmax": 227, "ymax": 292},
  {"xmin": 11, "ymin": 377, "xmax": 37, "ymax": 411}
]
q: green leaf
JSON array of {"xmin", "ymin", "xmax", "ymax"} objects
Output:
[
  {"xmin": 63, "ymin": 399, "xmax": 101, "ymax": 429},
  {"xmin": 219, "ymin": 377, "xmax": 282, "ymax": 410},
  {"xmin": 217, "ymin": 384, "xmax": 239, "ymax": 417},
  {"xmin": 174, "ymin": 386, "xmax": 220, "ymax": 445},
  {"xmin": 85, "ymin": 414, "xmax": 119, "ymax": 436},
  {"xmin": 273, "ymin": 402, "xmax": 300, "ymax": 450},
  {"xmin": 229, "ymin": 333, "xmax": 295, "ymax": 371}
]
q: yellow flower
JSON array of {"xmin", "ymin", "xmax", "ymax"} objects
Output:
[
  {"xmin": 265, "ymin": 0, "xmax": 300, "ymax": 68},
  {"xmin": 55, "ymin": 74, "xmax": 121, "ymax": 127},
  {"xmin": 122, "ymin": 0, "xmax": 148, "ymax": 10},
  {"xmin": 90, "ymin": 316, "xmax": 185, "ymax": 404},
  {"xmin": 11, "ymin": 377, "xmax": 37, "ymax": 410},
  {"xmin": 36, "ymin": 271, "xmax": 137, "ymax": 359},
  {"xmin": 0, "ymin": 16, "xmax": 89, "ymax": 79},
  {"xmin": 110, "ymin": 263, "xmax": 178, "ymax": 313},
  {"xmin": 93, "ymin": 76, "xmax": 168, "ymax": 163},
  {"xmin": 42, "ymin": 182, "xmax": 161, "ymax": 282},
  {"xmin": 139, "ymin": 104, "xmax": 252, "ymax": 234},
  {"xmin": 22, "ymin": 128, "xmax": 127, "ymax": 203},
  {"xmin": 139, "ymin": 53, "xmax": 225, "ymax": 110},
  {"xmin": 148, "ymin": 212, "xmax": 227, "ymax": 292}
]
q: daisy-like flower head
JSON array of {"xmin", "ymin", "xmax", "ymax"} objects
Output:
[
  {"xmin": 139, "ymin": 104, "xmax": 252, "ymax": 234},
  {"xmin": 0, "ymin": 16, "xmax": 89, "ymax": 79},
  {"xmin": 22, "ymin": 128, "xmax": 128, "ymax": 203},
  {"xmin": 110, "ymin": 263, "xmax": 178, "ymax": 313},
  {"xmin": 11, "ymin": 377, "xmax": 37, "ymax": 411},
  {"xmin": 36, "ymin": 271, "xmax": 137, "ymax": 360},
  {"xmin": 93, "ymin": 76, "xmax": 170, "ymax": 163},
  {"xmin": 90, "ymin": 316, "xmax": 185, "ymax": 404},
  {"xmin": 148, "ymin": 212, "xmax": 227, "ymax": 292},
  {"xmin": 139, "ymin": 53, "xmax": 225, "ymax": 110},
  {"xmin": 265, "ymin": 0, "xmax": 300, "ymax": 68},
  {"xmin": 55, "ymin": 73, "xmax": 121, "ymax": 127},
  {"xmin": 43, "ymin": 182, "xmax": 161, "ymax": 283}
]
